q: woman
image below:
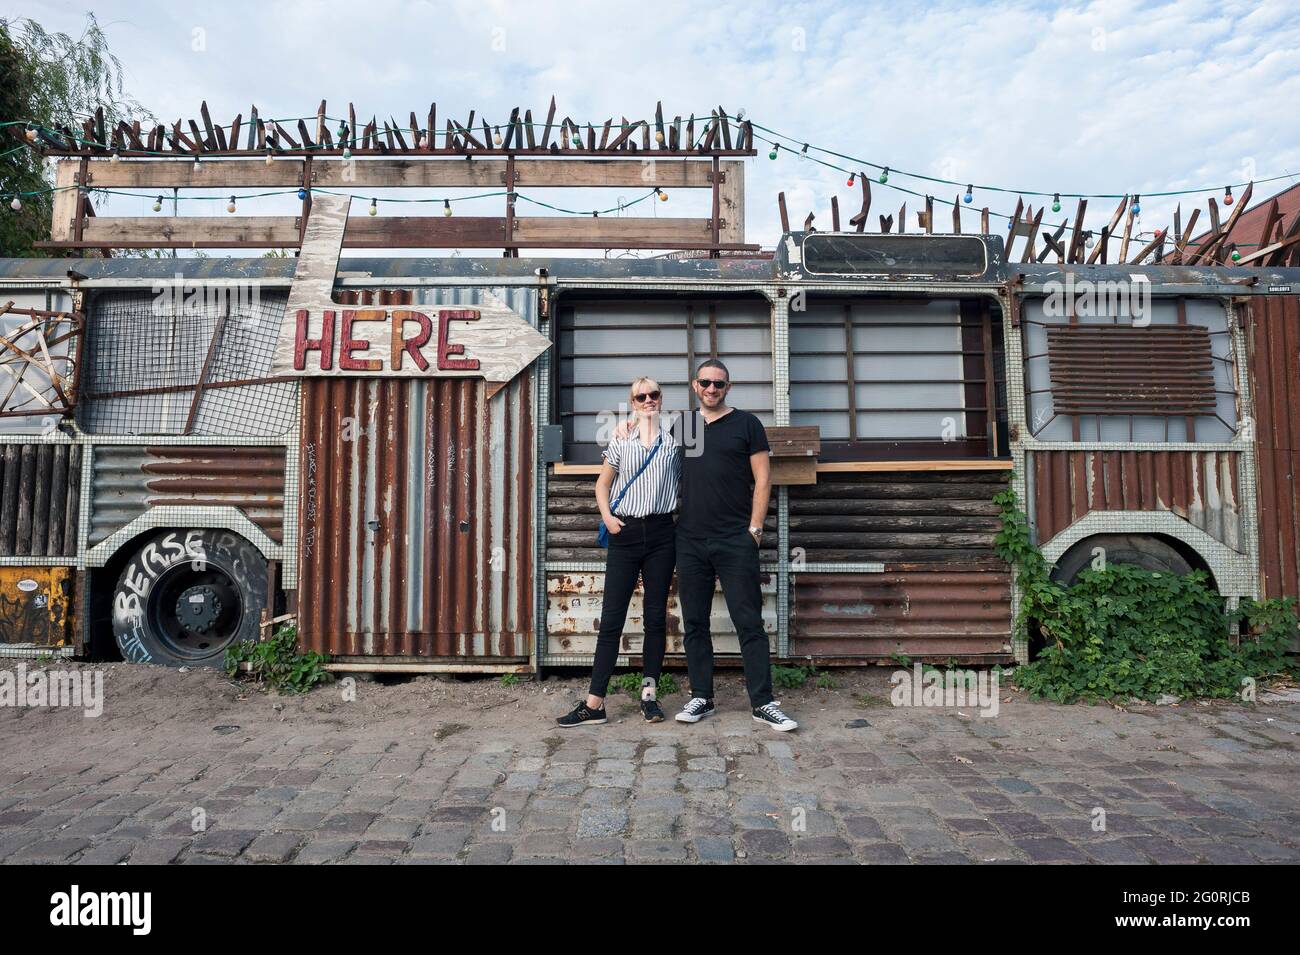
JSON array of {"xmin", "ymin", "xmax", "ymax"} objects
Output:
[{"xmin": 557, "ymin": 377, "xmax": 681, "ymax": 726}]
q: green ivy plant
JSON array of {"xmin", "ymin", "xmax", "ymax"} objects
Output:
[
  {"xmin": 615, "ymin": 672, "xmax": 679, "ymax": 697},
  {"xmin": 994, "ymin": 483, "xmax": 1298, "ymax": 703},
  {"xmin": 224, "ymin": 625, "xmax": 332, "ymax": 695}
]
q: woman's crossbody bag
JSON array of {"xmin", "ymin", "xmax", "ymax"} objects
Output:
[{"xmin": 597, "ymin": 432, "xmax": 663, "ymax": 548}]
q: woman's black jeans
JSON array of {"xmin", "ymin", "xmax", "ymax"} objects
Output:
[{"xmin": 589, "ymin": 514, "xmax": 676, "ymax": 697}]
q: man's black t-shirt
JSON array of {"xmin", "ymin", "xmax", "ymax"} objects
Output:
[{"xmin": 676, "ymin": 408, "xmax": 770, "ymax": 538}]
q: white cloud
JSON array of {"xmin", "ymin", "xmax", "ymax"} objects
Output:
[{"xmin": 12, "ymin": 0, "xmax": 1300, "ymax": 252}]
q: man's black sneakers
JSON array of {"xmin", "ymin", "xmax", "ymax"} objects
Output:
[
  {"xmin": 640, "ymin": 698, "xmax": 665, "ymax": 723},
  {"xmin": 752, "ymin": 701, "xmax": 798, "ymax": 732},
  {"xmin": 674, "ymin": 697, "xmax": 715, "ymax": 723},
  {"xmin": 556, "ymin": 701, "xmax": 607, "ymax": 727}
]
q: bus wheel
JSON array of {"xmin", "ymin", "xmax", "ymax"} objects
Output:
[
  {"xmin": 1049, "ymin": 533, "xmax": 1200, "ymax": 587},
  {"xmin": 110, "ymin": 529, "xmax": 267, "ymax": 668}
]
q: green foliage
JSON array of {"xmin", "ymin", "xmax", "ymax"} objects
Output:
[
  {"xmin": 224, "ymin": 626, "xmax": 332, "ymax": 695},
  {"xmin": 499, "ymin": 673, "xmax": 519, "ymax": 687},
  {"xmin": 772, "ymin": 664, "xmax": 830, "ymax": 690},
  {"xmin": 615, "ymin": 672, "xmax": 679, "ymax": 697},
  {"xmin": 1, "ymin": 14, "xmax": 151, "ymax": 256},
  {"xmin": 996, "ymin": 483, "xmax": 1299, "ymax": 703}
]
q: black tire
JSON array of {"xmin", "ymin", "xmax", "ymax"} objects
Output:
[
  {"xmin": 1049, "ymin": 533, "xmax": 1198, "ymax": 586},
  {"xmin": 111, "ymin": 528, "xmax": 267, "ymax": 668}
]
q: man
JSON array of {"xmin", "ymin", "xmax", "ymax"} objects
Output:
[{"xmin": 672, "ymin": 359, "xmax": 797, "ymax": 732}]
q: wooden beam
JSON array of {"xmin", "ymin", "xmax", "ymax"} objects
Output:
[
  {"xmin": 718, "ymin": 161, "xmax": 744, "ymax": 245},
  {"xmin": 64, "ymin": 156, "xmax": 723, "ymax": 189},
  {"xmin": 848, "ymin": 175, "xmax": 870, "ymax": 232},
  {"xmin": 69, "ymin": 214, "xmax": 738, "ymax": 250},
  {"xmin": 1087, "ymin": 195, "xmax": 1128, "ymax": 264}
]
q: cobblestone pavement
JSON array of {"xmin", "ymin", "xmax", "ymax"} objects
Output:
[{"xmin": 1, "ymin": 661, "xmax": 1299, "ymax": 864}]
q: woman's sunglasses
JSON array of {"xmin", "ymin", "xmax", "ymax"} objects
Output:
[
  {"xmin": 697, "ymin": 378, "xmax": 728, "ymax": 391},
  {"xmin": 632, "ymin": 390, "xmax": 661, "ymax": 403}
]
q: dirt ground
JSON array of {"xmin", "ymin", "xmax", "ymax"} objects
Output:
[{"xmin": 1, "ymin": 660, "xmax": 1298, "ymax": 864}]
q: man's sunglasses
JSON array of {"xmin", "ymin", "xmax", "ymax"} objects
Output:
[
  {"xmin": 632, "ymin": 390, "xmax": 661, "ymax": 403},
  {"xmin": 697, "ymin": 378, "xmax": 729, "ymax": 390}
]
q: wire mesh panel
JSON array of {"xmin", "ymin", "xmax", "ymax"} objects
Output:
[{"xmin": 80, "ymin": 289, "xmax": 296, "ymax": 437}]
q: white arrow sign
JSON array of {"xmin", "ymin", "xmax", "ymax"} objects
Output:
[{"xmin": 272, "ymin": 194, "xmax": 550, "ymax": 392}]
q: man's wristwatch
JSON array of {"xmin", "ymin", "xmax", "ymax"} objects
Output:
[{"xmin": 749, "ymin": 525, "xmax": 763, "ymax": 541}]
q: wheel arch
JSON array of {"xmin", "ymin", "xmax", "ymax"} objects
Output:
[
  {"xmin": 85, "ymin": 506, "xmax": 283, "ymax": 568},
  {"xmin": 1038, "ymin": 510, "xmax": 1253, "ymax": 598}
]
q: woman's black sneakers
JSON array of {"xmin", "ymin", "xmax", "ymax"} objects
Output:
[
  {"xmin": 640, "ymin": 698, "xmax": 665, "ymax": 723},
  {"xmin": 556, "ymin": 701, "xmax": 607, "ymax": 727}
]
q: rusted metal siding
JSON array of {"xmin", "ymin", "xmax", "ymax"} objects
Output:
[
  {"xmin": 297, "ymin": 288, "xmax": 534, "ymax": 659},
  {"xmin": 1246, "ymin": 295, "xmax": 1300, "ymax": 600},
  {"xmin": 1030, "ymin": 450, "xmax": 1243, "ymax": 550},
  {"xmin": 0, "ymin": 443, "xmax": 80, "ymax": 557},
  {"xmin": 89, "ymin": 445, "xmax": 285, "ymax": 545},
  {"xmin": 546, "ymin": 570, "xmax": 777, "ymax": 658},
  {"xmin": 544, "ymin": 474, "xmax": 776, "ymax": 659},
  {"xmin": 785, "ymin": 471, "xmax": 1011, "ymax": 660},
  {"xmin": 791, "ymin": 570, "xmax": 1012, "ymax": 660}
]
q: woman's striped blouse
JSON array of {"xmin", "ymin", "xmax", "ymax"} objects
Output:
[{"xmin": 602, "ymin": 419, "xmax": 682, "ymax": 518}]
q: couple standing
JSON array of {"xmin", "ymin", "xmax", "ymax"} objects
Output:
[{"xmin": 556, "ymin": 359, "xmax": 798, "ymax": 732}]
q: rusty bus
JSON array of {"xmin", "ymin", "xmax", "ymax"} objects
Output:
[{"xmin": 1, "ymin": 229, "xmax": 1298, "ymax": 671}]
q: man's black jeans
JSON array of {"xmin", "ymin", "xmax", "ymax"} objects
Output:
[
  {"xmin": 675, "ymin": 530, "xmax": 773, "ymax": 708},
  {"xmin": 589, "ymin": 514, "xmax": 676, "ymax": 698}
]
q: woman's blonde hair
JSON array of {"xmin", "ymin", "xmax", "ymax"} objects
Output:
[{"xmin": 628, "ymin": 376, "xmax": 660, "ymax": 403}]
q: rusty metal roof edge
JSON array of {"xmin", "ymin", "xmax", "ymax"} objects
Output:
[{"xmin": 2, "ymin": 251, "xmax": 1299, "ymax": 293}]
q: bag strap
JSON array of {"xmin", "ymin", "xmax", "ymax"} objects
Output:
[{"xmin": 609, "ymin": 430, "xmax": 663, "ymax": 514}]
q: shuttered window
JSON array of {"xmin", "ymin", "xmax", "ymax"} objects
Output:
[
  {"xmin": 558, "ymin": 296, "xmax": 773, "ymax": 463},
  {"xmin": 1024, "ymin": 296, "xmax": 1236, "ymax": 442},
  {"xmin": 789, "ymin": 297, "xmax": 1007, "ymax": 460}
]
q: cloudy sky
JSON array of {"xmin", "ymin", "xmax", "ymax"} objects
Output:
[{"xmin": 11, "ymin": 0, "xmax": 1300, "ymax": 254}]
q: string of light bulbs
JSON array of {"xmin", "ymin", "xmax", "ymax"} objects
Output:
[{"xmin": 0, "ymin": 181, "xmax": 668, "ymax": 218}]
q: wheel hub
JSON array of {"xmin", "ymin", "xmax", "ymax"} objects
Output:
[{"xmin": 175, "ymin": 585, "xmax": 223, "ymax": 634}]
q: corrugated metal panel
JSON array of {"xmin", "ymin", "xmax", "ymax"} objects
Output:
[
  {"xmin": 0, "ymin": 443, "xmax": 80, "ymax": 557},
  {"xmin": 89, "ymin": 445, "xmax": 286, "ymax": 545},
  {"xmin": 791, "ymin": 570, "xmax": 1012, "ymax": 659},
  {"xmin": 1246, "ymin": 295, "xmax": 1300, "ymax": 601},
  {"xmin": 297, "ymin": 287, "xmax": 534, "ymax": 659},
  {"xmin": 545, "ymin": 570, "xmax": 778, "ymax": 658},
  {"xmin": 1031, "ymin": 450, "xmax": 1242, "ymax": 550}
]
